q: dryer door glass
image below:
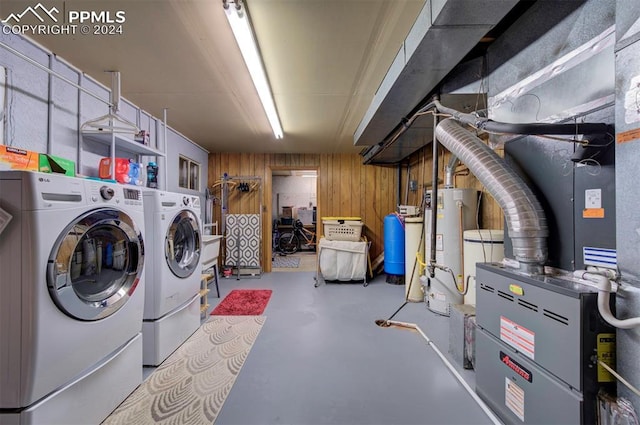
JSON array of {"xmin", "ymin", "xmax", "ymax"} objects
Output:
[
  {"xmin": 165, "ymin": 210, "xmax": 201, "ymax": 278},
  {"xmin": 47, "ymin": 208, "xmax": 144, "ymax": 321}
]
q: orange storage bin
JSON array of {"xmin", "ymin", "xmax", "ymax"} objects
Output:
[{"xmin": 99, "ymin": 157, "xmax": 131, "ymax": 184}]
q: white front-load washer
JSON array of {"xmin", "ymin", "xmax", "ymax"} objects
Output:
[
  {"xmin": 142, "ymin": 190, "xmax": 202, "ymax": 366},
  {"xmin": 0, "ymin": 171, "xmax": 146, "ymax": 425}
]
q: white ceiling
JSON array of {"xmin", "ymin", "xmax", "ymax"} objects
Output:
[{"xmin": 2, "ymin": 0, "xmax": 425, "ymax": 154}]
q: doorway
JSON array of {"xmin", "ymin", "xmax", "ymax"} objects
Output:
[{"xmin": 270, "ymin": 168, "xmax": 318, "ymax": 272}]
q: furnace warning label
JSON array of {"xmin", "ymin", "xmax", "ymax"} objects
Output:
[
  {"xmin": 500, "ymin": 316, "xmax": 535, "ymax": 360},
  {"xmin": 597, "ymin": 333, "xmax": 616, "ymax": 383},
  {"xmin": 505, "ymin": 378, "xmax": 525, "ymax": 422}
]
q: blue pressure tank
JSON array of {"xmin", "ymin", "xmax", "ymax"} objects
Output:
[{"xmin": 384, "ymin": 214, "xmax": 405, "ymax": 275}]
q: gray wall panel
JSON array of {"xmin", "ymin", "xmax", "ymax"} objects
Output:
[
  {"xmin": 487, "ymin": 0, "xmax": 616, "ymax": 271},
  {"xmin": 50, "ymin": 58, "xmax": 80, "ymax": 164},
  {"xmin": 0, "ymin": 33, "xmax": 49, "ymax": 152},
  {"xmin": 614, "ymin": 21, "xmax": 640, "ymax": 412},
  {"xmin": 119, "ymin": 98, "xmax": 138, "ymax": 128},
  {"xmin": 1, "ymin": 31, "xmax": 207, "ymax": 191},
  {"xmin": 165, "ymin": 127, "xmax": 208, "ymax": 194},
  {"xmin": 614, "ymin": 42, "xmax": 640, "ymax": 281},
  {"xmin": 486, "ymin": 0, "xmax": 615, "ymax": 96},
  {"xmin": 78, "ymin": 76, "xmax": 111, "ymax": 176},
  {"xmin": 615, "ymin": 0, "xmax": 640, "ymax": 49},
  {"xmin": 504, "ymin": 136, "xmax": 575, "ymax": 270}
]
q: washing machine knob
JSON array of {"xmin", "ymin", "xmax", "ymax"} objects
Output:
[
  {"xmin": 100, "ymin": 186, "xmax": 115, "ymax": 200},
  {"xmin": 183, "ymin": 196, "xmax": 189, "ymax": 206}
]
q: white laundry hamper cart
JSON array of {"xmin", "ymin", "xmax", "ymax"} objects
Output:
[{"xmin": 315, "ymin": 237, "xmax": 369, "ymax": 287}]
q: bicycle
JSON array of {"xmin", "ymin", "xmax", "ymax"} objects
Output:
[{"xmin": 278, "ymin": 219, "xmax": 316, "ymax": 255}]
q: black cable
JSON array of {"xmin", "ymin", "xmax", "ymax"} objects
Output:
[
  {"xmin": 480, "ymin": 120, "xmax": 611, "ymax": 136},
  {"xmin": 433, "ymin": 99, "xmax": 612, "ymax": 136},
  {"xmin": 379, "ymin": 211, "xmax": 427, "ymax": 325},
  {"xmin": 386, "ymin": 301, "xmax": 409, "ymax": 323}
]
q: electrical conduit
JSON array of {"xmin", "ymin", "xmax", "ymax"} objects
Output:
[
  {"xmin": 429, "ymin": 113, "xmax": 439, "ymax": 277},
  {"xmin": 573, "ymin": 271, "xmax": 640, "ymax": 329}
]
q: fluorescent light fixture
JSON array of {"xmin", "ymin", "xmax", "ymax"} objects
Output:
[{"xmin": 223, "ymin": 0, "xmax": 283, "ymax": 139}]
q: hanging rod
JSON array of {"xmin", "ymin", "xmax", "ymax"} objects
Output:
[{"xmin": 0, "ymin": 41, "xmax": 112, "ymax": 107}]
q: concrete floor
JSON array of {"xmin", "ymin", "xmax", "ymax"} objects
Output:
[{"xmin": 197, "ymin": 271, "xmax": 498, "ymax": 425}]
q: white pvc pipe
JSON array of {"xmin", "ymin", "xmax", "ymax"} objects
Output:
[
  {"xmin": 384, "ymin": 319, "xmax": 502, "ymax": 425},
  {"xmin": 573, "ymin": 271, "xmax": 640, "ymax": 329}
]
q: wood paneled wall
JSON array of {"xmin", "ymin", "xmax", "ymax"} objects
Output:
[
  {"xmin": 208, "ymin": 145, "xmax": 505, "ymax": 274},
  {"xmin": 208, "ymin": 153, "xmax": 399, "ymax": 272}
]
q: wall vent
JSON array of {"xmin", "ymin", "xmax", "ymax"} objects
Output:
[
  {"xmin": 517, "ymin": 298, "xmax": 539, "ymax": 312},
  {"xmin": 480, "ymin": 284, "xmax": 495, "ymax": 293},
  {"xmin": 497, "ymin": 290, "xmax": 515, "ymax": 302},
  {"xmin": 543, "ymin": 309, "xmax": 569, "ymax": 326}
]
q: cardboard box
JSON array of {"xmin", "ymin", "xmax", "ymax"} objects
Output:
[
  {"xmin": 282, "ymin": 206, "xmax": 293, "ymax": 218},
  {"xmin": 0, "ymin": 145, "xmax": 39, "ymax": 171},
  {"xmin": 39, "ymin": 154, "xmax": 76, "ymax": 176}
]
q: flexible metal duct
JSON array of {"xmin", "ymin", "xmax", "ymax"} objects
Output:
[
  {"xmin": 435, "ymin": 118, "xmax": 548, "ymax": 274},
  {"xmin": 444, "ymin": 156, "xmax": 459, "ymax": 189}
]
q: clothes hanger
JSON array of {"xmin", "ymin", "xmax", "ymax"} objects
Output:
[{"xmin": 80, "ymin": 71, "xmax": 140, "ymax": 135}]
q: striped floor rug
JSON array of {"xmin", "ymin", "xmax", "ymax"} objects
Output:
[{"xmin": 102, "ymin": 316, "xmax": 265, "ymax": 425}]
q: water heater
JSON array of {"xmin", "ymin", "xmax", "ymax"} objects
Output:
[{"xmin": 424, "ymin": 188, "xmax": 478, "ymax": 315}]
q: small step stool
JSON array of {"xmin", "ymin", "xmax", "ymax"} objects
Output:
[
  {"xmin": 200, "ymin": 268, "xmax": 220, "ymax": 318},
  {"xmin": 201, "ymin": 267, "xmax": 220, "ymax": 299},
  {"xmin": 201, "ymin": 232, "xmax": 222, "ymax": 306},
  {"xmin": 199, "ymin": 282, "xmax": 210, "ymax": 318}
]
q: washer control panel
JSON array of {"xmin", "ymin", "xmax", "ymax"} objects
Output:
[{"xmin": 85, "ymin": 181, "xmax": 143, "ymax": 209}]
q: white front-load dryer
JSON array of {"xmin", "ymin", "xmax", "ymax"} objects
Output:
[
  {"xmin": 142, "ymin": 190, "xmax": 202, "ymax": 366},
  {"xmin": 0, "ymin": 171, "xmax": 146, "ymax": 425}
]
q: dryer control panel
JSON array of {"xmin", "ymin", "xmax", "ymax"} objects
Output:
[
  {"xmin": 122, "ymin": 188, "xmax": 143, "ymax": 206},
  {"xmin": 182, "ymin": 195, "xmax": 200, "ymax": 208},
  {"xmin": 85, "ymin": 181, "xmax": 143, "ymax": 209}
]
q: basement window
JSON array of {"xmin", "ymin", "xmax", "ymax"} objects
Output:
[{"xmin": 178, "ymin": 155, "xmax": 200, "ymax": 191}]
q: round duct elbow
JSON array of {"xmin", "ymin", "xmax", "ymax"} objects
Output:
[{"xmin": 435, "ymin": 118, "xmax": 548, "ymax": 272}]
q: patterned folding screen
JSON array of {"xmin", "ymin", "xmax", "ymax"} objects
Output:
[{"xmin": 225, "ymin": 214, "xmax": 261, "ymax": 267}]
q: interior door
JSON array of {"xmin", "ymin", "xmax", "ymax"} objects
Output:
[
  {"xmin": 165, "ymin": 210, "xmax": 201, "ymax": 278},
  {"xmin": 47, "ymin": 208, "xmax": 144, "ymax": 321}
]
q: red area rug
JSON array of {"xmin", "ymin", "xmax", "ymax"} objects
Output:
[{"xmin": 211, "ymin": 289, "xmax": 272, "ymax": 316}]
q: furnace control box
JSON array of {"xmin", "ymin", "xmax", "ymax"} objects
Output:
[{"xmin": 475, "ymin": 263, "xmax": 615, "ymax": 424}]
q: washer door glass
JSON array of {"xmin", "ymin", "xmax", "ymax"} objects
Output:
[
  {"xmin": 47, "ymin": 208, "xmax": 144, "ymax": 321},
  {"xmin": 165, "ymin": 210, "xmax": 201, "ymax": 278}
]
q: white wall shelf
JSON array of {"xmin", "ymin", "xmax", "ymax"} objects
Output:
[{"xmin": 82, "ymin": 131, "xmax": 165, "ymax": 157}]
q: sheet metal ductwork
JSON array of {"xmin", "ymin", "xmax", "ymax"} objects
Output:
[{"xmin": 435, "ymin": 118, "xmax": 548, "ymax": 274}]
